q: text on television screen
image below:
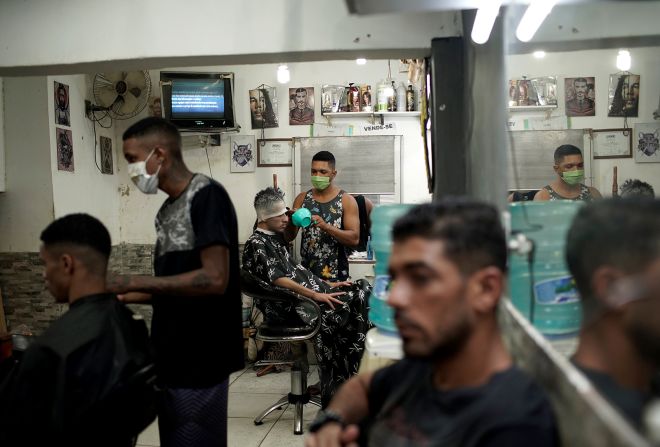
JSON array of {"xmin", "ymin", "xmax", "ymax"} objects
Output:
[{"xmin": 171, "ymin": 80, "xmax": 225, "ymax": 117}]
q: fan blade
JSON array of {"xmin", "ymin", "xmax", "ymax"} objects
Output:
[
  {"xmin": 97, "ymin": 87, "xmax": 119, "ymax": 108},
  {"xmin": 110, "ymin": 72, "xmax": 126, "ymax": 83},
  {"xmin": 117, "ymin": 92, "xmax": 138, "ymax": 116},
  {"xmin": 96, "ymin": 72, "xmax": 123, "ymax": 88},
  {"xmin": 124, "ymin": 71, "xmax": 147, "ymax": 93}
]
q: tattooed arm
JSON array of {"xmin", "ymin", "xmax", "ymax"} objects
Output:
[{"xmin": 107, "ymin": 245, "xmax": 230, "ymax": 296}]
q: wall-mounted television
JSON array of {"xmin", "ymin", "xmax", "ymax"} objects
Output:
[{"xmin": 160, "ymin": 71, "xmax": 235, "ymax": 131}]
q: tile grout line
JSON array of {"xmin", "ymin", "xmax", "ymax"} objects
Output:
[{"xmin": 258, "ymin": 403, "xmax": 291, "ymax": 447}]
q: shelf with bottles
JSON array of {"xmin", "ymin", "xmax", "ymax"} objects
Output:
[
  {"xmin": 508, "ymin": 105, "xmax": 558, "ymax": 112},
  {"xmin": 322, "ymin": 110, "xmax": 421, "ymax": 125}
]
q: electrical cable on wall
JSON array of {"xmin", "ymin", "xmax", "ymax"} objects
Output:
[
  {"xmin": 91, "ymin": 117, "xmax": 104, "ymax": 173},
  {"xmin": 198, "ymin": 135, "xmax": 214, "ymax": 180}
]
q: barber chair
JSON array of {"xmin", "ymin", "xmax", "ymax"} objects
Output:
[{"xmin": 240, "ymin": 270, "xmax": 322, "ymax": 435}]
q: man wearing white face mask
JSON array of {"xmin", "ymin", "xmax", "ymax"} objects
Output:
[
  {"xmin": 568, "ymin": 199, "xmax": 660, "ymax": 427},
  {"xmin": 534, "ymin": 145, "xmax": 602, "ymax": 201},
  {"xmin": 108, "ymin": 117, "xmax": 243, "ymax": 447},
  {"xmin": 285, "ymin": 151, "xmax": 360, "ymax": 282}
]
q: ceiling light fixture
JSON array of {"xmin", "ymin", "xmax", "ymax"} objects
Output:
[
  {"xmin": 277, "ymin": 65, "xmax": 290, "ymax": 84},
  {"xmin": 616, "ymin": 50, "xmax": 631, "ymax": 71},
  {"xmin": 471, "ymin": 0, "xmax": 503, "ymax": 44},
  {"xmin": 516, "ymin": 0, "xmax": 557, "ymax": 43},
  {"xmin": 356, "ymin": 58, "xmax": 367, "ymax": 65},
  {"xmin": 533, "ymin": 50, "xmax": 546, "ymax": 59}
]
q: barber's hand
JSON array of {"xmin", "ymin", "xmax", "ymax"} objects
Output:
[
  {"xmin": 312, "ymin": 291, "xmax": 346, "ymax": 310},
  {"xmin": 117, "ymin": 292, "xmax": 152, "ymax": 304},
  {"xmin": 305, "ymin": 423, "xmax": 360, "ymax": 447},
  {"xmin": 312, "ymin": 214, "xmax": 328, "ymax": 231},
  {"xmin": 106, "ymin": 274, "xmax": 133, "ymax": 294}
]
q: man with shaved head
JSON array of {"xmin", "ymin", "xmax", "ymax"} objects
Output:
[
  {"xmin": 0, "ymin": 214, "xmax": 155, "ymax": 446},
  {"xmin": 110, "ymin": 117, "xmax": 243, "ymax": 446}
]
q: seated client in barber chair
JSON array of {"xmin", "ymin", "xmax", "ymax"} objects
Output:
[{"xmin": 242, "ymin": 187, "xmax": 371, "ymax": 407}]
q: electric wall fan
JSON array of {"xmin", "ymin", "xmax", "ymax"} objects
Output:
[{"xmin": 86, "ymin": 71, "xmax": 152, "ymax": 120}]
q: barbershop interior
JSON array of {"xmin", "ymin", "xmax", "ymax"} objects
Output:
[{"xmin": 1, "ymin": 0, "xmax": 660, "ymax": 446}]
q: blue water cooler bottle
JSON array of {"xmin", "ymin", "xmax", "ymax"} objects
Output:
[
  {"xmin": 368, "ymin": 204, "xmax": 413, "ymax": 333},
  {"xmin": 509, "ymin": 201, "xmax": 583, "ymax": 335}
]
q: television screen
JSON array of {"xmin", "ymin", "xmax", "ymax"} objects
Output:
[
  {"xmin": 171, "ymin": 80, "xmax": 225, "ymax": 119},
  {"xmin": 161, "ymin": 72, "xmax": 235, "ymax": 130}
]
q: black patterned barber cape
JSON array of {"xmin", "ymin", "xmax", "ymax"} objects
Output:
[{"xmin": 243, "ymin": 229, "xmax": 372, "ymax": 405}]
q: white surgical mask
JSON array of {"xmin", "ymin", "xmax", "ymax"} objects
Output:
[{"xmin": 127, "ymin": 148, "xmax": 161, "ymax": 195}]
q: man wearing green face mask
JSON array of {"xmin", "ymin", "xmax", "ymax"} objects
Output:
[
  {"xmin": 285, "ymin": 151, "xmax": 360, "ymax": 281},
  {"xmin": 534, "ymin": 144, "xmax": 602, "ymax": 202}
]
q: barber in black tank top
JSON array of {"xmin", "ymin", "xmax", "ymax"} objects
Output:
[{"xmin": 285, "ymin": 151, "xmax": 360, "ymax": 281}]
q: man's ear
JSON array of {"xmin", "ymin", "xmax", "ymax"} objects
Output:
[
  {"xmin": 591, "ymin": 266, "xmax": 625, "ymax": 309},
  {"xmin": 154, "ymin": 146, "xmax": 166, "ymax": 163},
  {"xmin": 60, "ymin": 253, "xmax": 74, "ymax": 276},
  {"xmin": 468, "ymin": 266, "xmax": 504, "ymax": 313}
]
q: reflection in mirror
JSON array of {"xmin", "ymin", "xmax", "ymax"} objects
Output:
[{"xmin": 504, "ymin": 1, "xmax": 660, "ymax": 440}]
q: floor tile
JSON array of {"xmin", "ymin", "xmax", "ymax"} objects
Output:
[
  {"xmin": 230, "ymin": 365, "xmax": 250, "ymax": 385},
  {"xmin": 227, "ymin": 416, "xmax": 276, "ymax": 446},
  {"xmin": 230, "ymin": 368, "xmax": 292, "ymax": 394},
  {"xmin": 259, "ymin": 418, "xmax": 308, "ymax": 447},
  {"xmin": 228, "ymin": 392, "xmax": 290, "ymax": 420}
]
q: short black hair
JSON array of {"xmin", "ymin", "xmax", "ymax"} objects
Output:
[
  {"xmin": 620, "ymin": 179, "xmax": 655, "ymax": 198},
  {"xmin": 554, "ymin": 144, "xmax": 583, "ymax": 164},
  {"xmin": 573, "ymin": 77, "xmax": 588, "ymax": 86},
  {"xmin": 392, "ymin": 199, "xmax": 507, "ymax": 275},
  {"xmin": 122, "ymin": 117, "xmax": 181, "ymax": 146},
  {"xmin": 40, "ymin": 213, "xmax": 112, "ymax": 260},
  {"xmin": 566, "ymin": 199, "xmax": 660, "ymax": 308},
  {"xmin": 295, "ymin": 88, "xmax": 307, "ymax": 95},
  {"xmin": 312, "ymin": 151, "xmax": 336, "ymax": 169}
]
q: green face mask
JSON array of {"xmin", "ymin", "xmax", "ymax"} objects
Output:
[
  {"xmin": 311, "ymin": 175, "xmax": 331, "ymax": 190},
  {"xmin": 562, "ymin": 169, "xmax": 584, "ymax": 185}
]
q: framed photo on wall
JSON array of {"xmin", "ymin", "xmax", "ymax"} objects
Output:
[
  {"xmin": 634, "ymin": 122, "xmax": 660, "ymax": 163},
  {"xmin": 56, "ymin": 127, "xmax": 74, "ymax": 172},
  {"xmin": 608, "ymin": 73, "xmax": 640, "ymax": 117},
  {"xmin": 54, "ymin": 81, "xmax": 71, "ymax": 126},
  {"xmin": 249, "ymin": 87, "xmax": 278, "ymax": 129},
  {"xmin": 257, "ymin": 139, "xmax": 293, "ymax": 167},
  {"xmin": 288, "ymin": 87, "xmax": 314, "ymax": 125},
  {"xmin": 564, "ymin": 77, "xmax": 595, "ymax": 117},
  {"xmin": 230, "ymin": 135, "xmax": 256, "ymax": 172},
  {"xmin": 591, "ymin": 128, "xmax": 632, "ymax": 159}
]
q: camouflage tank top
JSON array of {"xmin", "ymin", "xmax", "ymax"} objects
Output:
[
  {"xmin": 300, "ymin": 190, "xmax": 349, "ymax": 281},
  {"xmin": 543, "ymin": 184, "xmax": 595, "ymax": 201}
]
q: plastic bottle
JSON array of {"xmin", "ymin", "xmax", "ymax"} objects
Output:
[
  {"xmin": 396, "ymin": 83, "xmax": 406, "ymax": 112},
  {"xmin": 387, "ymin": 81, "xmax": 397, "ymax": 112},
  {"xmin": 366, "ymin": 236, "xmax": 373, "ymax": 260},
  {"xmin": 376, "ymin": 80, "xmax": 389, "ymax": 112},
  {"xmin": 348, "ymin": 83, "xmax": 360, "ymax": 112},
  {"xmin": 406, "ymin": 84, "xmax": 415, "ymax": 111},
  {"xmin": 369, "ymin": 204, "xmax": 413, "ymax": 333},
  {"xmin": 509, "ymin": 201, "xmax": 584, "ymax": 335}
]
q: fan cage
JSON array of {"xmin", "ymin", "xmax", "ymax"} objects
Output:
[{"xmin": 92, "ymin": 71, "xmax": 152, "ymax": 120}]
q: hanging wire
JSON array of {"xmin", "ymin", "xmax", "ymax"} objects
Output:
[{"xmin": 92, "ymin": 118, "xmax": 103, "ymax": 173}]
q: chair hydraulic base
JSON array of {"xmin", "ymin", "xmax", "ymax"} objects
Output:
[{"xmin": 253, "ymin": 364, "xmax": 322, "ymax": 435}]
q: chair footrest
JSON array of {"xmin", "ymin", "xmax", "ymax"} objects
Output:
[{"xmin": 258, "ymin": 324, "xmax": 315, "ymax": 337}]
